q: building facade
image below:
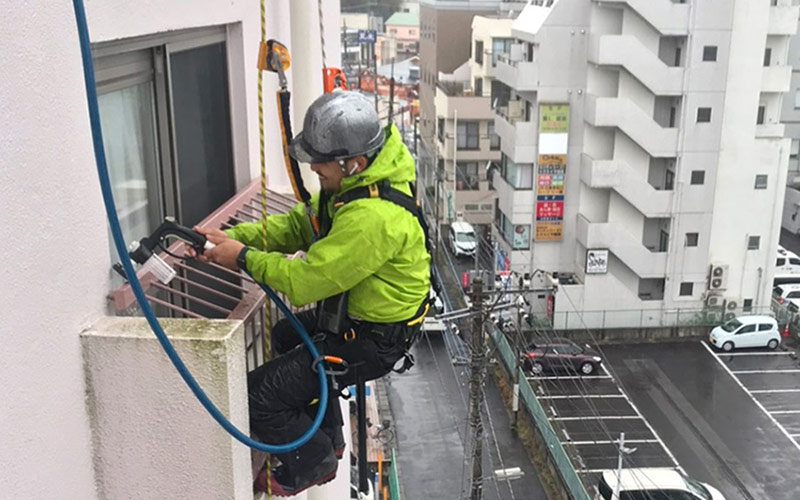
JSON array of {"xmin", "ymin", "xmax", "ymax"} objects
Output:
[
  {"xmin": 1, "ymin": 0, "xmax": 352, "ymax": 498},
  {"xmin": 432, "ymin": 16, "xmax": 513, "ymax": 227},
  {"xmin": 780, "ymin": 4, "xmax": 800, "ymax": 233},
  {"xmin": 493, "ymin": 0, "xmax": 797, "ymax": 328}
]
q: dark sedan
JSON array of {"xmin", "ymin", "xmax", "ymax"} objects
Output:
[{"xmin": 521, "ymin": 339, "xmax": 604, "ymax": 375}]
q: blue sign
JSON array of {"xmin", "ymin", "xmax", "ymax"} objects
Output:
[{"xmin": 358, "ymin": 29, "xmax": 377, "ymax": 44}]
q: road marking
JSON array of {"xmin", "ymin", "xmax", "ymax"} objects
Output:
[
  {"xmin": 770, "ymin": 410, "xmax": 800, "ymax": 415},
  {"xmin": 731, "ymin": 369, "xmax": 800, "ymax": 375},
  {"xmin": 551, "ymin": 415, "xmax": 641, "ymax": 421},
  {"xmin": 716, "ymin": 351, "xmax": 796, "ymax": 356},
  {"xmin": 701, "ymin": 341, "xmax": 800, "ymax": 454},
  {"xmin": 529, "ymin": 375, "xmax": 612, "ymax": 380},
  {"xmin": 538, "ymin": 394, "xmax": 624, "ymax": 400},
  {"xmin": 751, "ymin": 388, "xmax": 800, "ymax": 394},
  {"xmin": 570, "ymin": 439, "xmax": 660, "ymax": 446}
]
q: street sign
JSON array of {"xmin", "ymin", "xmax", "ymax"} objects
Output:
[{"xmin": 357, "ymin": 29, "xmax": 377, "ymax": 44}]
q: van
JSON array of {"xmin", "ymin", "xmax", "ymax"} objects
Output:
[
  {"xmin": 595, "ymin": 468, "xmax": 725, "ymax": 500},
  {"xmin": 776, "ymin": 247, "xmax": 800, "ymax": 274},
  {"xmin": 448, "ymin": 221, "xmax": 476, "ymax": 258}
]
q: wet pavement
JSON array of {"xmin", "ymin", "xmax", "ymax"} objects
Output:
[
  {"xmin": 386, "ymin": 332, "xmax": 547, "ymax": 500},
  {"xmin": 602, "ymin": 341, "xmax": 800, "ymax": 500}
]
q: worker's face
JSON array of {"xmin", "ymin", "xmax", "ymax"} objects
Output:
[{"xmin": 310, "ymin": 157, "xmax": 366, "ymax": 192}]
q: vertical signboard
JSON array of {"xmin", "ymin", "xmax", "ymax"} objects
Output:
[{"xmin": 535, "ymin": 104, "xmax": 569, "ymax": 241}]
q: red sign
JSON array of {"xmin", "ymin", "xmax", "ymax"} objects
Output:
[{"xmin": 536, "ymin": 200, "xmax": 564, "ymax": 220}]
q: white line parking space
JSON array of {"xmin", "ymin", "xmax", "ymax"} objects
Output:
[
  {"xmin": 526, "ymin": 362, "xmax": 681, "ymax": 490},
  {"xmin": 701, "ymin": 341, "xmax": 800, "ymax": 454}
]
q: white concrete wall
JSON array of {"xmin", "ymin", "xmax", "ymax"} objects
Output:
[{"xmin": 0, "ymin": 0, "xmax": 342, "ymax": 498}]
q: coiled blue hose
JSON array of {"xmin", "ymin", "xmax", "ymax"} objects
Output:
[{"xmin": 71, "ymin": 0, "xmax": 327, "ymax": 454}]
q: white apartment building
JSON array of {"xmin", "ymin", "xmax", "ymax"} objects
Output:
[
  {"xmin": 780, "ymin": 11, "xmax": 800, "ymax": 233},
  {"xmin": 493, "ymin": 0, "xmax": 797, "ymax": 328},
  {"xmin": 1, "ymin": 1, "xmax": 358, "ymax": 499},
  {"xmin": 432, "ymin": 16, "xmax": 513, "ymax": 228}
]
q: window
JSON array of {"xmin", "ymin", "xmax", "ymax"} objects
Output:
[
  {"xmin": 744, "ymin": 299, "xmax": 753, "ymax": 312},
  {"xmin": 757, "ymin": 105, "xmax": 765, "ymax": 125},
  {"xmin": 488, "ymin": 122, "xmax": 500, "ymax": 150},
  {"xmin": 755, "ymin": 174, "xmax": 768, "ymax": 189},
  {"xmin": 491, "ymin": 38, "xmax": 513, "ymax": 67},
  {"xmin": 697, "ymin": 107, "xmax": 712, "ymax": 123},
  {"xmin": 764, "ymin": 47, "xmax": 772, "ymax": 67},
  {"xmin": 702, "ymin": 45, "xmax": 718, "ymax": 61},
  {"xmin": 791, "ymin": 139, "xmax": 799, "ymax": 159},
  {"xmin": 457, "ymin": 121, "xmax": 480, "ymax": 150},
  {"xmin": 437, "ymin": 117, "xmax": 444, "ymax": 143},
  {"xmin": 456, "ymin": 162, "xmax": 479, "ymax": 190},
  {"xmin": 738, "ymin": 324, "xmax": 757, "ymax": 334},
  {"xmin": 759, "ymin": 323, "xmax": 772, "ymax": 331},
  {"xmin": 474, "ymin": 77, "xmax": 483, "ymax": 97},
  {"xmin": 94, "ymin": 28, "xmax": 236, "ymax": 282},
  {"xmin": 679, "ymin": 282, "xmax": 693, "ymax": 296},
  {"xmin": 685, "ymin": 233, "xmax": 698, "ymax": 247},
  {"xmin": 389, "ymin": 29, "xmax": 397, "ymax": 35},
  {"xmin": 500, "ymin": 154, "xmax": 533, "ymax": 189},
  {"xmin": 474, "ymin": 40, "xmax": 484, "ymax": 65},
  {"xmin": 690, "ymin": 170, "xmax": 705, "ymax": 185},
  {"xmin": 748, "ymin": 236, "xmax": 761, "ymax": 250}
]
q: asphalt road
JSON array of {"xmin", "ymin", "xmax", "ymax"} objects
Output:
[
  {"xmin": 387, "ymin": 333, "xmax": 547, "ymax": 500},
  {"xmin": 602, "ymin": 341, "xmax": 800, "ymax": 500}
]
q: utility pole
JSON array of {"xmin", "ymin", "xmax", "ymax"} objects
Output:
[
  {"xmin": 413, "ymin": 113, "xmax": 418, "ymax": 156},
  {"xmin": 510, "ymin": 306, "xmax": 523, "ymax": 430},
  {"xmin": 388, "ymin": 58, "xmax": 395, "ymax": 126},
  {"xmin": 468, "ymin": 275, "xmax": 485, "ymax": 500},
  {"xmin": 613, "ymin": 432, "xmax": 637, "ymax": 500}
]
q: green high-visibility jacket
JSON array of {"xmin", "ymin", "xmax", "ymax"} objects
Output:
[{"xmin": 226, "ymin": 125, "xmax": 430, "ymax": 323}]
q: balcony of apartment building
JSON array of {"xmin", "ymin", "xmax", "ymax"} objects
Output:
[
  {"xmin": 769, "ymin": 0, "xmax": 800, "ymax": 35},
  {"xmin": 588, "ymin": 34, "xmax": 684, "ymax": 96},
  {"xmin": 762, "ymin": 42, "xmax": 793, "ymax": 93},
  {"xmin": 495, "ymin": 43, "xmax": 538, "ymax": 93},
  {"xmin": 495, "ymin": 98, "xmax": 537, "ymax": 163},
  {"xmin": 756, "ymin": 93, "xmax": 786, "ymax": 138},
  {"xmin": 434, "ymin": 81, "xmax": 495, "ymax": 123},
  {"xmin": 580, "ymin": 153, "xmax": 675, "ymax": 217},
  {"xmin": 491, "ymin": 152, "xmax": 534, "ymax": 206},
  {"xmin": 576, "ymin": 214, "xmax": 669, "ymax": 279},
  {"xmin": 592, "ymin": 0, "xmax": 689, "ymax": 36},
  {"xmin": 584, "ymin": 93, "xmax": 679, "ymax": 157}
]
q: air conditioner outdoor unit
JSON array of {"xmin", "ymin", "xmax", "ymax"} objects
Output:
[
  {"xmin": 727, "ymin": 300, "xmax": 738, "ymax": 311},
  {"xmin": 708, "ymin": 264, "xmax": 729, "ymax": 291},
  {"xmin": 706, "ymin": 295, "xmax": 723, "ymax": 307}
]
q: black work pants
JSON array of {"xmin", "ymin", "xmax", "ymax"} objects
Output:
[{"xmin": 247, "ymin": 310, "xmax": 410, "ymax": 485}]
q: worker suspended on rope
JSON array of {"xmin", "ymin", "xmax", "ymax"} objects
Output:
[{"xmin": 194, "ymin": 91, "xmax": 431, "ymax": 496}]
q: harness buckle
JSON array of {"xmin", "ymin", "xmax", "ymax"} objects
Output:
[{"xmin": 343, "ymin": 328, "xmax": 357, "ymax": 342}]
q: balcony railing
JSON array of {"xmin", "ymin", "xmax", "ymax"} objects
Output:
[{"xmin": 110, "ymin": 179, "xmax": 306, "ymax": 372}]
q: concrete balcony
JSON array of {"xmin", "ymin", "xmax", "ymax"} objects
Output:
[
  {"xmin": 580, "ymin": 154, "xmax": 674, "ymax": 217},
  {"xmin": 585, "ymin": 95, "xmax": 679, "ymax": 157},
  {"xmin": 496, "ymin": 56, "xmax": 539, "ymax": 92},
  {"xmin": 495, "ymin": 108, "xmax": 537, "ymax": 163},
  {"xmin": 769, "ymin": 5, "xmax": 800, "ymax": 35},
  {"xmin": 762, "ymin": 65, "xmax": 792, "ymax": 93},
  {"xmin": 592, "ymin": 0, "xmax": 689, "ymax": 35},
  {"xmin": 588, "ymin": 35, "xmax": 684, "ymax": 96},
  {"xmin": 756, "ymin": 123, "xmax": 785, "ymax": 138},
  {"xmin": 576, "ymin": 215, "xmax": 668, "ymax": 278}
]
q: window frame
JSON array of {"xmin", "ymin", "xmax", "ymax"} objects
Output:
[
  {"xmin": 754, "ymin": 174, "xmax": 768, "ymax": 190},
  {"xmin": 690, "ymin": 170, "xmax": 705, "ymax": 185},
  {"xmin": 457, "ymin": 121, "xmax": 480, "ymax": 150},
  {"xmin": 696, "ymin": 107, "xmax": 712, "ymax": 123},
  {"xmin": 702, "ymin": 45, "xmax": 718, "ymax": 62},
  {"xmin": 748, "ymin": 235, "xmax": 761, "ymax": 250},
  {"xmin": 685, "ymin": 232, "xmax": 699, "ymax": 247},
  {"xmin": 679, "ymin": 282, "xmax": 694, "ymax": 297}
]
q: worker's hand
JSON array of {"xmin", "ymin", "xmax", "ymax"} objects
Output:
[
  {"xmin": 199, "ymin": 239, "xmax": 245, "ymax": 270},
  {"xmin": 188, "ymin": 226, "xmax": 230, "ymax": 259}
]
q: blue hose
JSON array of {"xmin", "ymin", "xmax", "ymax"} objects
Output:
[{"xmin": 71, "ymin": 0, "xmax": 327, "ymax": 454}]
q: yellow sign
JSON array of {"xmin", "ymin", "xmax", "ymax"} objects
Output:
[
  {"xmin": 535, "ymin": 221, "xmax": 562, "ymax": 241},
  {"xmin": 539, "ymin": 105, "xmax": 569, "ymax": 133}
]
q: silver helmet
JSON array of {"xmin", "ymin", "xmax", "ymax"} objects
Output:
[{"xmin": 289, "ymin": 91, "xmax": 385, "ymax": 163}]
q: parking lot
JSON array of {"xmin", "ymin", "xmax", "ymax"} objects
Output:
[
  {"xmin": 600, "ymin": 341, "xmax": 800, "ymax": 500},
  {"xmin": 526, "ymin": 364, "xmax": 681, "ymax": 492}
]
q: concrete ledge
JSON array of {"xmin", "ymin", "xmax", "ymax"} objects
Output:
[{"xmin": 81, "ymin": 317, "xmax": 250, "ymax": 500}]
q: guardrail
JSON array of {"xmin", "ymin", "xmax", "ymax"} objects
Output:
[
  {"xmin": 489, "ymin": 326, "xmax": 592, "ymax": 500},
  {"xmin": 553, "ymin": 306, "xmax": 774, "ymax": 331}
]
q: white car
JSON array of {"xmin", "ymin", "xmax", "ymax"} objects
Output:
[
  {"xmin": 709, "ymin": 315, "xmax": 781, "ymax": 352},
  {"xmin": 776, "ymin": 247, "xmax": 800, "ymax": 274},
  {"xmin": 773, "ymin": 283, "xmax": 800, "ymax": 304},
  {"xmin": 595, "ymin": 468, "xmax": 725, "ymax": 500},
  {"xmin": 448, "ymin": 221, "xmax": 477, "ymax": 258}
]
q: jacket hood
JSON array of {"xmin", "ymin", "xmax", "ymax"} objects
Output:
[{"xmin": 338, "ymin": 124, "xmax": 415, "ymax": 194}]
